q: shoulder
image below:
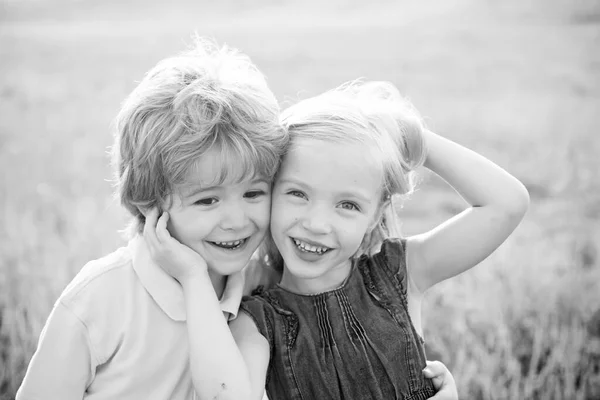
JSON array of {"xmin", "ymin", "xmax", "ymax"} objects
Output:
[
  {"xmin": 364, "ymin": 237, "xmax": 407, "ymax": 277},
  {"xmin": 39, "ymin": 245, "xmax": 138, "ymax": 366},
  {"xmin": 240, "ymin": 288, "xmax": 277, "ymax": 321},
  {"xmin": 239, "ymin": 288, "xmax": 284, "ymax": 345},
  {"xmin": 58, "ymin": 244, "xmax": 136, "ymax": 322},
  {"xmin": 358, "ymin": 238, "xmax": 410, "ymax": 299}
]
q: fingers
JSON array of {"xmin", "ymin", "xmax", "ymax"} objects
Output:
[
  {"xmin": 143, "ymin": 208, "xmax": 160, "ymax": 249},
  {"xmin": 423, "ymin": 360, "xmax": 458, "ymax": 400},
  {"xmin": 423, "ymin": 360, "xmax": 447, "ymax": 379},
  {"xmin": 156, "ymin": 211, "xmax": 171, "ymax": 243},
  {"xmin": 143, "ymin": 208, "xmax": 171, "ymax": 245}
]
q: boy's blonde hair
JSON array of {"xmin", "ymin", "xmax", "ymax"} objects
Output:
[
  {"xmin": 111, "ymin": 37, "xmax": 287, "ymax": 236},
  {"xmin": 264, "ymin": 80, "xmax": 425, "ymax": 269}
]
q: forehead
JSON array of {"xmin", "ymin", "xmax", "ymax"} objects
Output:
[
  {"xmin": 178, "ymin": 148, "xmax": 265, "ymax": 194},
  {"xmin": 279, "ymin": 138, "xmax": 383, "ymax": 200}
]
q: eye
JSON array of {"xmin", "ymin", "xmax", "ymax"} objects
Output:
[
  {"xmin": 339, "ymin": 201, "xmax": 360, "ymax": 211},
  {"xmin": 287, "ymin": 190, "xmax": 307, "ymax": 200},
  {"xmin": 194, "ymin": 197, "xmax": 218, "ymax": 206},
  {"xmin": 244, "ymin": 190, "xmax": 267, "ymax": 199}
]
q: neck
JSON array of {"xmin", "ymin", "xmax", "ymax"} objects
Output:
[{"xmin": 208, "ymin": 269, "xmax": 227, "ymax": 299}]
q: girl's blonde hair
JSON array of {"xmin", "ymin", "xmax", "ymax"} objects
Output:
[
  {"xmin": 263, "ymin": 80, "xmax": 426, "ymax": 270},
  {"xmin": 111, "ymin": 37, "xmax": 288, "ymax": 236}
]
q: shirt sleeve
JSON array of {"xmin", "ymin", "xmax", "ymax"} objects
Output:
[
  {"xmin": 238, "ymin": 295, "xmax": 274, "ymax": 359},
  {"xmin": 371, "ymin": 238, "xmax": 409, "ymax": 300},
  {"xmin": 16, "ymin": 301, "xmax": 96, "ymax": 400}
]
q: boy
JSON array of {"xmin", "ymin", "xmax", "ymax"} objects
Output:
[{"xmin": 17, "ymin": 37, "xmax": 288, "ymax": 400}]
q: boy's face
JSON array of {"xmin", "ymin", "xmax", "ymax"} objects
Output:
[
  {"xmin": 270, "ymin": 137, "xmax": 383, "ymax": 293},
  {"xmin": 165, "ymin": 149, "xmax": 271, "ymax": 276}
]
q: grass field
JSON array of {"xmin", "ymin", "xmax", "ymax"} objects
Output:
[{"xmin": 1, "ymin": 0, "xmax": 599, "ymax": 398}]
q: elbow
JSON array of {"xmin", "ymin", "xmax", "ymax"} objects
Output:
[
  {"xmin": 513, "ymin": 181, "xmax": 530, "ymax": 217},
  {"xmin": 501, "ymin": 181, "xmax": 530, "ymax": 222}
]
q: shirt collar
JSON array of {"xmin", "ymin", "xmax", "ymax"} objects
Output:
[{"xmin": 130, "ymin": 236, "xmax": 244, "ymax": 322}]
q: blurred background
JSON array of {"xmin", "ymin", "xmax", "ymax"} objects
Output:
[{"xmin": 1, "ymin": 0, "xmax": 599, "ymax": 398}]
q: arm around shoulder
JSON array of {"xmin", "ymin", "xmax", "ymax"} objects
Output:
[{"xmin": 16, "ymin": 302, "xmax": 95, "ymax": 400}]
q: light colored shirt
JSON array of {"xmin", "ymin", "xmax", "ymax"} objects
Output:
[{"xmin": 16, "ymin": 236, "xmax": 247, "ymax": 400}]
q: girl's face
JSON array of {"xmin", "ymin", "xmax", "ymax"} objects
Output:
[
  {"xmin": 271, "ymin": 137, "xmax": 383, "ymax": 294},
  {"xmin": 166, "ymin": 148, "xmax": 271, "ymax": 277}
]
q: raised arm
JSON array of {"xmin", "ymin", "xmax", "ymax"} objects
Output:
[
  {"xmin": 407, "ymin": 130, "xmax": 530, "ymax": 293},
  {"xmin": 144, "ymin": 210, "xmax": 254, "ymax": 400}
]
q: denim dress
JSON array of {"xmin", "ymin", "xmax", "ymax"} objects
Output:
[{"xmin": 240, "ymin": 239, "xmax": 436, "ymax": 400}]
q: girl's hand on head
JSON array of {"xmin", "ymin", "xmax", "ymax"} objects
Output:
[
  {"xmin": 143, "ymin": 208, "xmax": 208, "ymax": 284},
  {"xmin": 423, "ymin": 360, "xmax": 458, "ymax": 400}
]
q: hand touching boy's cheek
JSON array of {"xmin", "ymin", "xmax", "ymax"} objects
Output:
[{"xmin": 143, "ymin": 208, "xmax": 209, "ymax": 284}]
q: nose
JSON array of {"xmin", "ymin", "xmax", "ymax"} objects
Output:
[
  {"xmin": 301, "ymin": 203, "xmax": 332, "ymax": 235},
  {"xmin": 220, "ymin": 200, "xmax": 248, "ymax": 231}
]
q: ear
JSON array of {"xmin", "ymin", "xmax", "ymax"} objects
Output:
[
  {"xmin": 136, "ymin": 203, "xmax": 165, "ymax": 218},
  {"xmin": 357, "ymin": 200, "xmax": 389, "ymax": 257}
]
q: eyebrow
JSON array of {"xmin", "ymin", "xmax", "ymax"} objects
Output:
[
  {"xmin": 339, "ymin": 191, "xmax": 373, "ymax": 205},
  {"xmin": 182, "ymin": 185, "xmax": 217, "ymax": 199},
  {"xmin": 183, "ymin": 178, "xmax": 270, "ymax": 198},
  {"xmin": 278, "ymin": 178, "xmax": 374, "ymax": 205}
]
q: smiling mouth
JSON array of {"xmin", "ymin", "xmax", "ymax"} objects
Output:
[
  {"xmin": 292, "ymin": 238, "xmax": 332, "ymax": 255},
  {"xmin": 208, "ymin": 237, "xmax": 249, "ymax": 250}
]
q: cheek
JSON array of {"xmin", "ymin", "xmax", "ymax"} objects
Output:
[
  {"xmin": 168, "ymin": 209, "xmax": 216, "ymax": 243},
  {"xmin": 269, "ymin": 204, "xmax": 284, "ymax": 232},
  {"xmin": 166, "ymin": 212, "xmax": 193, "ymax": 244},
  {"xmin": 250, "ymin": 201, "xmax": 271, "ymax": 230},
  {"xmin": 271, "ymin": 196, "xmax": 302, "ymax": 227},
  {"xmin": 339, "ymin": 218, "xmax": 370, "ymax": 245}
]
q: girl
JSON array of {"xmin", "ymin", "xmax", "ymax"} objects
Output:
[{"xmin": 232, "ymin": 80, "xmax": 529, "ymax": 399}]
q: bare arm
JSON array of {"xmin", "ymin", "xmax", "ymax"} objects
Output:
[
  {"xmin": 179, "ymin": 276, "xmax": 253, "ymax": 399},
  {"xmin": 407, "ymin": 130, "xmax": 530, "ymax": 293},
  {"xmin": 230, "ymin": 312, "xmax": 271, "ymax": 400}
]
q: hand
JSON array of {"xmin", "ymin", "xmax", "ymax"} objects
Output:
[
  {"xmin": 423, "ymin": 360, "xmax": 458, "ymax": 400},
  {"xmin": 143, "ymin": 208, "xmax": 208, "ymax": 284}
]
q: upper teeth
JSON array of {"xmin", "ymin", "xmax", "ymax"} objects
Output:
[
  {"xmin": 215, "ymin": 240, "xmax": 242, "ymax": 246},
  {"xmin": 293, "ymin": 238, "xmax": 329, "ymax": 254}
]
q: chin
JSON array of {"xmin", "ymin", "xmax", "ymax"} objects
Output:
[
  {"xmin": 284, "ymin": 260, "xmax": 322, "ymax": 279},
  {"xmin": 215, "ymin": 260, "xmax": 249, "ymax": 276}
]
